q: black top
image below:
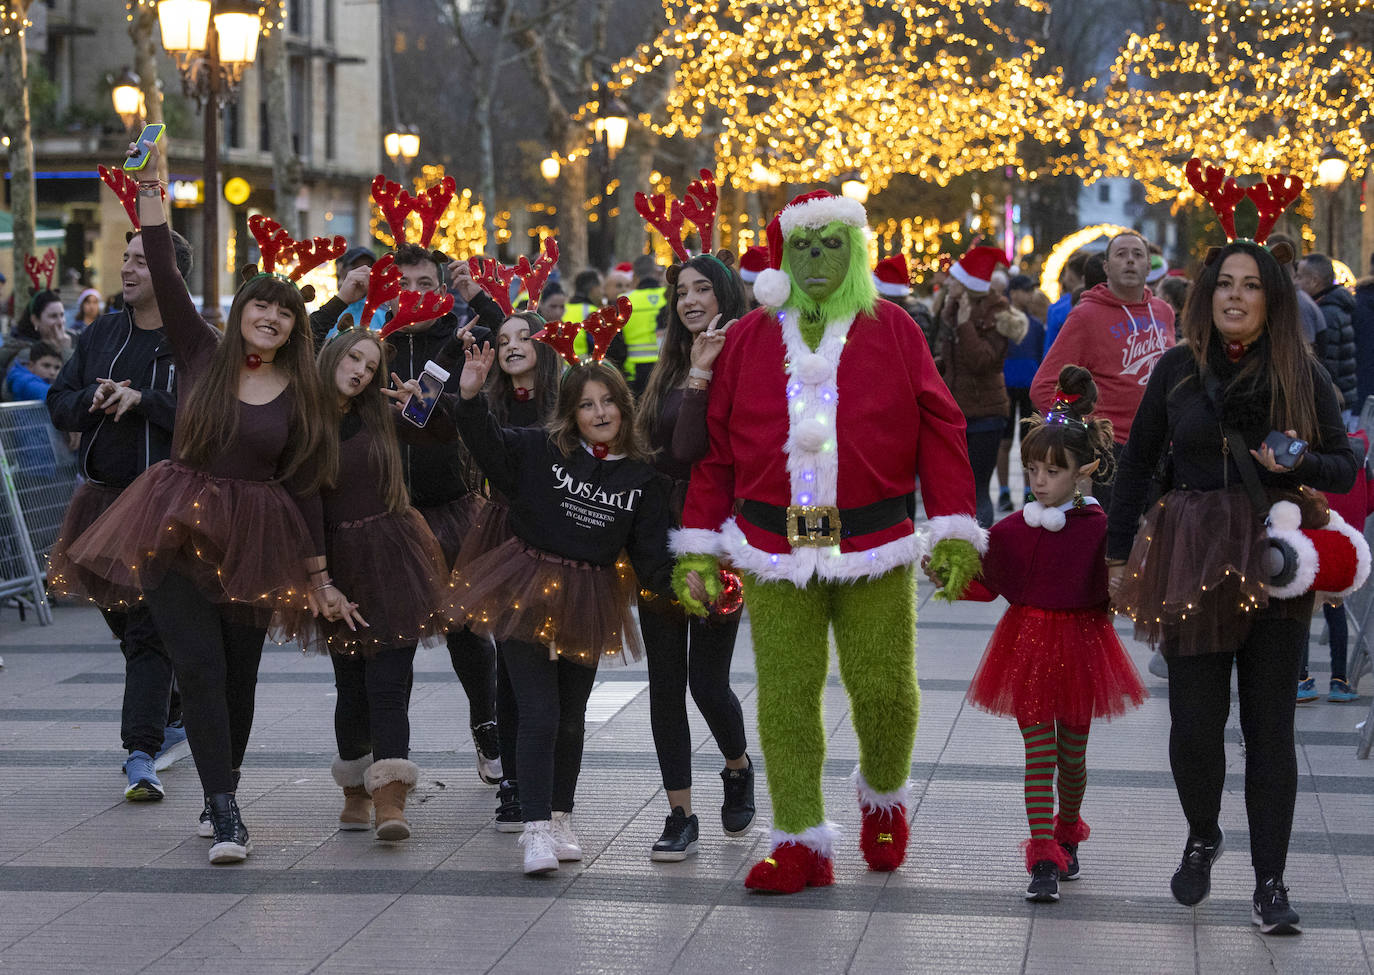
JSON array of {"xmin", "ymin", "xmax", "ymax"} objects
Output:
[
  {"xmin": 453, "ymin": 393, "xmax": 673, "ymax": 594},
  {"xmin": 46, "ymin": 309, "xmax": 176, "ymax": 488},
  {"xmin": 1107, "ymin": 343, "xmax": 1357, "ymax": 559}
]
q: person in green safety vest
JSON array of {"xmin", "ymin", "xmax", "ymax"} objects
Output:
[
  {"xmin": 568, "ymin": 268, "xmax": 628, "ymax": 371},
  {"xmin": 624, "ymin": 254, "xmax": 667, "ymax": 394}
]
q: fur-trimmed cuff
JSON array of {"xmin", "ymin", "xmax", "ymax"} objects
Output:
[
  {"xmin": 331, "ymin": 753, "xmax": 373, "ymax": 789},
  {"xmin": 850, "ymin": 766, "xmax": 911, "ymax": 813},
  {"xmin": 1053, "ymin": 815, "xmax": 1090, "ymax": 846},
  {"xmin": 1321, "ymin": 510, "xmax": 1372, "ymax": 598},
  {"xmin": 770, "ymin": 822, "xmax": 841, "ymax": 859},
  {"xmin": 669, "ymin": 527, "xmax": 724, "ymax": 558},
  {"xmin": 922, "ymin": 514, "xmax": 989, "ymax": 555},
  {"xmin": 365, "ymin": 758, "xmax": 419, "ymax": 794},
  {"xmin": 1023, "ymin": 836, "xmax": 1070, "ymax": 873}
]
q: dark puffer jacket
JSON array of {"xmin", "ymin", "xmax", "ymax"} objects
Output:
[
  {"xmin": 1313, "ymin": 284, "xmax": 1358, "ymax": 411},
  {"xmin": 937, "ymin": 290, "xmax": 1029, "ymax": 421}
]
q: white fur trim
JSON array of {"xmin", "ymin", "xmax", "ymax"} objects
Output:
[
  {"xmin": 1023, "ymin": 502, "xmax": 1066, "ymax": 532},
  {"xmin": 769, "ymin": 821, "xmax": 841, "ymax": 858},
  {"xmin": 780, "ymin": 308, "xmax": 848, "ymax": 515},
  {"xmin": 778, "ymin": 196, "xmax": 867, "ymax": 234},
  {"xmin": 1268, "ymin": 500, "xmax": 1302, "ymax": 532},
  {"xmin": 948, "ymin": 262, "xmax": 989, "ymax": 292},
  {"xmin": 720, "ymin": 516, "xmax": 923, "ymax": 587},
  {"xmin": 754, "ymin": 268, "xmax": 791, "ymax": 308},
  {"xmin": 919, "ymin": 514, "xmax": 990, "ymax": 556},
  {"xmin": 1264, "ymin": 528, "xmax": 1318, "ymax": 600},
  {"xmin": 669, "ymin": 527, "xmax": 726, "ymax": 559},
  {"xmin": 330, "ymin": 753, "xmax": 373, "ymax": 789},
  {"xmin": 364, "ymin": 758, "xmax": 419, "ymax": 793},
  {"xmin": 740, "ymin": 267, "xmax": 761, "ymax": 283},
  {"xmin": 1317, "ymin": 511, "xmax": 1372, "ymax": 598},
  {"xmin": 875, "ymin": 278, "xmax": 912, "ymax": 297},
  {"xmin": 850, "ymin": 766, "xmax": 911, "ymax": 813}
]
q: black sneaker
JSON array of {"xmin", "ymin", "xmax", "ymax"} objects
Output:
[
  {"xmin": 1025, "ymin": 860, "xmax": 1060, "ymax": 901},
  {"xmin": 198, "ymin": 768, "xmax": 241, "ymax": 838},
  {"xmin": 472, "ymin": 721, "xmax": 502, "ymax": 785},
  {"xmin": 998, "ymin": 493, "xmax": 1014, "ymax": 513},
  {"xmin": 1171, "ymin": 829, "xmax": 1224, "ymax": 906},
  {"xmin": 1252, "ymin": 877, "xmax": 1301, "ymax": 935},
  {"xmin": 1060, "ymin": 843, "xmax": 1081, "ymax": 881},
  {"xmin": 494, "ymin": 779, "xmax": 523, "ymax": 833},
  {"xmin": 720, "ymin": 760, "xmax": 756, "ymax": 836},
  {"xmin": 206, "ymin": 793, "xmax": 251, "ymax": 864},
  {"xmin": 651, "ymin": 806, "xmax": 699, "ymax": 862}
]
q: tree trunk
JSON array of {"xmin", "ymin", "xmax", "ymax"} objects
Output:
[
  {"xmin": 556, "ymin": 142, "xmax": 589, "ymax": 273},
  {"xmin": 0, "ymin": 16, "xmax": 38, "ymax": 313},
  {"xmin": 613, "ymin": 129, "xmax": 653, "ymax": 262},
  {"xmin": 474, "ymin": 86, "xmax": 499, "ymax": 256},
  {"xmin": 260, "ymin": 28, "xmax": 303, "ymax": 238},
  {"xmin": 127, "ymin": 3, "xmax": 166, "ymax": 183}
]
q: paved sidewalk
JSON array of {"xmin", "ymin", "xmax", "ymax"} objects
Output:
[{"xmin": 0, "ymin": 584, "xmax": 1370, "ymax": 974}]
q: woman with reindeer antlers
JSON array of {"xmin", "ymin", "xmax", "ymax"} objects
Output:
[
  {"xmin": 632, "ymin": 172, "xmax": 755, "ymax": 862},
  {"xmin": 445, "ymin": 307, "xmax": 674, "ymax": 876},
  {"xmin": 53, "ymin": 140, "xmax": 360, "ymax": 865},
  {"xmin": 1109, "ymin": 159, "xmax": 1359, "ymax": 935}
]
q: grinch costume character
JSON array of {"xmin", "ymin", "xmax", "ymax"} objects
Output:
[{"xmin": 670, "ymin": 190, "xmax": 984, "ymax": 893}]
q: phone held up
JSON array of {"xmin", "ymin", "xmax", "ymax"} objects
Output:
[
  {"xmin": 122, "ymin": 123, "xmax": 167, "ymax": 172},
  {"xmin": 1263, "ymin": 430, "xmax": 1308, "ymax": 469},
  {"xmin": 401, "ymin": 360, "xmax": 450, "ymax": 428}
]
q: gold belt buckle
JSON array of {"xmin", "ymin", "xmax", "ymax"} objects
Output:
[{"xmin": 786, "ymin": 504, "xmax": 842, "ymax": 547}]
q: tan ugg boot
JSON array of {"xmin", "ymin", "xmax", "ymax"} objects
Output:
[
  {"xmin": 330, "ymin": 753, "xmax": 373, "ymax": 831},
  {"xmin": 365, "ymin": 758, "xmax": 418, "ymax": 841}
]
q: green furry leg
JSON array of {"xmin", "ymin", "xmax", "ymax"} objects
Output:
[
  {"xmin": 741, "ymin": 573, "xmax": 832, "ymax": 835},
  {"xmin": 832, "ymin": 566, "xmax": 919, "ymax": 794}
]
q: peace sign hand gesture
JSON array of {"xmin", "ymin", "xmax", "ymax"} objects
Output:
[{"xmin": 689, "ymin": 314, "xmax": 735, "ymax": 373}]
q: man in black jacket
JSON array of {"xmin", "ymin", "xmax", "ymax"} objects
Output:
[
  {"xmin": 309, "ymin": 242, "xmax": 507, "ymax": 782},
  {"xmin": 47, "ymin": 228, "xmax": 192, "ymax": 802},
  {"xmin": 1298, "ymin": 252, "xmax": 1359, "ymax": 425}
]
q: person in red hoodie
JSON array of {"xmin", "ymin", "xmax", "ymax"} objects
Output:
[{"xmin": 1030, "ymin": 231, "xmax": 1175, "ymax": 516}]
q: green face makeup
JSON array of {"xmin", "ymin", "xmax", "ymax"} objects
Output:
[{"xmin": 787, "ymin": 227, "xmax": 852, "ymax": 303}]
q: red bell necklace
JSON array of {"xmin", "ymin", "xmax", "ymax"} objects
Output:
[
  {"xmin": 591, "ymin": 443, "xmax": 609, "ymax": 459},
  {"xmin": 1224, "ymin": 340, "xmax": 1250, "ymax": 363},
  {"xmin": 513, "ymin": 386, "xmax": 532, "ymax": 401},
  {"xmin": 245, "ymin": 353, "xmax": 275, "ymax": 369}
]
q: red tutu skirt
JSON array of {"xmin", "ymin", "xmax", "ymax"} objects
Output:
[
  {"xmin": 444, "ymin": 536, "xmax": 641, "ymax": 667},
  {"xmin": 52, "ymin": 461, "xmax": 315, "ymax": 633},
  {"xmin": 419, "ymin": 493, "xmax": 483, "ymax": 570},
  {"xmin": 294, "ymin": 508, "xmax": 450, "ymax": 658},
  {"xmin": 452, "ymin": 496, "xmax": 512, "ymax": 574},
  {"xmin": 966, "ymin": 604, "xmax": 1147, "ymax": 726},
  {"xmin": 46, "ymin": 481, "xmax": 122, "ymax": 590}
]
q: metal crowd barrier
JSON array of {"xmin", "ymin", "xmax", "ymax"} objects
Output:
[{"xmin": 0, "ymin": 400, "xmax": 79, "ymax": 624}]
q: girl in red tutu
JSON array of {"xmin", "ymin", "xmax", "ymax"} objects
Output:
[
  {"xmin": 930, "ymin": 364, "xmax": 1146, "ymax": 902},
  {"xmin": 314, "ymin": 327, "xmax": 455, "ymax": 842},
  {"xmin": 447, "ymin": 340, "xmax": 672, "ymax": 876},
  {"xmin": 51, "ymin": 140, "xmax": 360, "ymax": 865}
]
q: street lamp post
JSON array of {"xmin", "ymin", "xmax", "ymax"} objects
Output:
[
  {"xmin": 155, "ymin": 0, "xmax": 261, "ymax": 324},
  {"xmin": 384, "ymin": 126, "xmax": 420, "ymax": 182},
  {"xmin": 1316, "ymin": 145, "xmax": 1350, "ymax": 258},
  {"xmin": 110, "ymin": 67, "xmax": 145, "ymax": 133},
  {"xmin": 592, "ymin": 89, "xmax": 628, "ymax": 268}
]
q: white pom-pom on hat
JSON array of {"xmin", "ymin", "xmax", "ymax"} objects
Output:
[
  {"xmin": 754, "ymin": 267, "xmax": 791, "ymax": 308},
  {"xmin": 1267, "ymin": 500, "xmax": 1302, "ymax": 532}
]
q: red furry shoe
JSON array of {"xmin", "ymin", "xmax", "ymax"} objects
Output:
[
  {"xmin": 859, "ymin": 803, "xmax": 909, "ymax": 871},
  {"xmin": 744, "ymin": 842, "xmax": 834, "ymax": 894}
]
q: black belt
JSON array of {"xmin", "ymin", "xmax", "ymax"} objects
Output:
[{"xmin": 739, "ymin": 497, "xmax": 909, "ymax": 547}]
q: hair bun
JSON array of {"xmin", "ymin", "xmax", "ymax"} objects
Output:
[{"xmin": 1054, "ymin": 363, "xmax": 1099, "ymax": 415}]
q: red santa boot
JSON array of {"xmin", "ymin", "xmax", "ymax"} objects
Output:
[
  {"xmin": 744, "ymin": 824, "xmax": 837, "ymax": 894},
  {"xmin": 854, "ymin": 770, "xmax": 910, "ymax": 872}
]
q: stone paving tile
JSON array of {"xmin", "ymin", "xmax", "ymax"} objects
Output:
[
  {"xmin": 669, "ymin": 905, "xmax": 873, "ymax": 974},
  {"xmin": 1026, "ymin": 918, "xmax": 1196, "ymax": 974},
  {"xmin": 493, "ymin": 898, "xmax": 713, "ymax": 975},
  {"xmin": 0, "ymin": 889, "xmax": 100, "ymax": 951}
]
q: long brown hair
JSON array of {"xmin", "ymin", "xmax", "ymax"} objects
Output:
[
  {"xmin": 486, "ymin": 311, "xmax": 561, "ymax": 427},
  {"xmin": 636, "ymin": 253, "xmax": 746, "ymax": 446},
  {"xmin": 177, "ymin": 273, "xmax": 337, "ymax": 493},
  {"xmin": 1179, "ymin": 239, "xmax": 1318, "ymax": 440},
  {"xmin": 317, "ymin": 329, "xmax": 408, "ymax": 514},
  {"xmin": 549, "ymin": 361, "xmax": 650, "ymax": 462}
]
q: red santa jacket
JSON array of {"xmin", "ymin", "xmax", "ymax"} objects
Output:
[
  {"xmin": 962, "ymin": 501, "xmax": 1109, "ymax": 608},
  {"xmin": 670, "ymin": 299, "xmax": 983, "ymax": 586}
]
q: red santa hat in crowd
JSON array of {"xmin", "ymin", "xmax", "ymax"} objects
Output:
[
  {"xmin": 948, "ymin": 245, "xmax": 1010, "ymax": 293},
  {"xmin": 613, "ymin": 261, "xmax": 633, "ymax": 275},
  {"xmin": 873, "ymin": 254, "xmax": 911, "ymax": 297},
  {"xmin": 754, "ymin": 190, "xmax": 868, "ymax": 308},
  {"xmin": 739, "ymin": 245, "xmax": 770, "ymax": 283}
]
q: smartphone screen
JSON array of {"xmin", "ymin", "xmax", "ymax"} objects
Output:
[
  {"xmin": 401, "ymin": 369, "xmax": 446, "ymax": 427},
  {"xmin": 123, "ymin": 123, "xmax": 166, "ymax": 171}
]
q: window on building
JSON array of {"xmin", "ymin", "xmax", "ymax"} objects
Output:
[
  {"xmin": 325, "ymin": 63, "xmax": 337, "ymax": 160},
  {"xmin": 1098, "ymin": 184, "xmax": 1111, "ymax": 204},
  {"xmin": 290, "ymin": 55, "xmax": 309, "ymax": 159},
  {"xmin": 226, "ymin": 101, "xmax": 243, "ymax": 149},
  {"xmin": 324, "ymin": 0, "xmax": 335, "ymax": 43},
  {"xmin": 1129, "ymin": 182, "xmax": 1146, "ymax": 204},
  {"xmin": 287, "ymin": 0, "xmax": 310, "ymax": 35},
  {"xmin": 259, "ymin": 100, "xmax": 270, "ymax": 153}
]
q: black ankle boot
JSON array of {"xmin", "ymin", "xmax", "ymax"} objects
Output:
[
  {"xmin": 720, "ymin": 758, "xmax": 756, "ymax": 836},
  {"xmin": 207, "ymin": 793, "xmax": 251, "ymax": 864},
  {"xmin": 495, "ymin": 779, "xmax": 522, "ymax": 833}
]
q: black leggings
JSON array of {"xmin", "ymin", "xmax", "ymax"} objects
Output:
[
  {"xmin": 103, "ymin": 605, "xmax": 179, "ymax": 756},
  {"xmin": 144, "ymin": 571, "xmax": 265, "ymax": 796},
  {"xmin": 495, "ymin": 646, "xmax": 518, "ymax": 780},
  {"xmin": 1165, "ymin": 616, "xmax": 1304, "ymax": 881},
  {"xmin": 331, "ymin": 645, "xmax": 416, "ymax": 762},
  {"xmin": 1300, "ymin": 602, "xmax": 1348, "ymax": 682},
  {"xmin": 499, "ymin": 639, "xmax": 598, "ymax": 821},
  {"xmin": 447, "ymin": 626, "xmax": 496, "ymax": 727},
  {"xmin": 638, "ymin": 601, "xmax": 747, "ymax": 791},
  {"xmin": 966, "ymin": 426, "xmax": 1002, "ymax": 529}
]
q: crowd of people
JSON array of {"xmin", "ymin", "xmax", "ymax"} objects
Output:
[{"xmin": 5, "ymin": 138, "xmax": 1368, "ymax": 940}]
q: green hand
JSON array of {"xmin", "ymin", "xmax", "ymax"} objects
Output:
[
  {"xmin": 672, "ymin": 554, "xmax": 722, "ymax": 617},
  {"xmin": 928, "ymin": 538, "xmax": 980, "ymax": 602}
]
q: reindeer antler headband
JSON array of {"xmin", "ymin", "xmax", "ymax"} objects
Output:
[
  {"xmin": 243, "ymin": 214, "xmax": 348, "ymax": 302},
  {"xmin": 634, "ymin": 169, "xmax": 722, "ymax": 263},
  {"xmin": 531, "ymin": 295, "xmax": 633, "ymax": 368},
  {"xmin": 1185, "ymin": 157, "xmax": 1305, "ymax": 264}
]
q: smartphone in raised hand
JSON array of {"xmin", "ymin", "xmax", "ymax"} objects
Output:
[{"xmin": 123, "ymin": 123, "xmax": 166, "ymax": 171}]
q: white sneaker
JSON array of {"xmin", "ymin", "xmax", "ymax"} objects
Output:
[
  {"xmin": 519, "ymin": 821, "xmax": 558, "ymax": 875},
  {"xmin": 550, "ymin": 811, "xmax": 583, "ymax": 862}
]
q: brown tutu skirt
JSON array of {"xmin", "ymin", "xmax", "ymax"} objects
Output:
[
  {"xmin": 444, "ymin": 536, "xmax": 641, "ymax": 667},
  {"xmin": 53, "ymin": 461, "xmax": 314, "ymax": 632},
  {"xmin": 1113, "ymin": 486, "xmax": 1272, "ymax": 655},
  {"xmin": 46, "ymin": 481, "xmax": 123, "ymax": 588},
  {"xmin": 452, "ymin": 496, "xmax": 512, "ymax": 574},
  {"xmin": 419, "ymin": 493, "xmax": 483, "ymax": 570},
  {"xmin": 295, "ymin": 508, "xmax": 450, "ymax": 658}
]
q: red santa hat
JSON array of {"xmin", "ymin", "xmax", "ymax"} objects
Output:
[
  {"xmin": 754, "ymin": 190, "xmax": 868, "ymax": 308},
  {"xmin": 612, "ymin": 262, "xmax": 633, "ymax": 275},
  {"xmin": 739, "ymin": 245, "xmax": 770, "ymax": 283},
  {"xmin": 873, "ymin": 255, "xmax": 911, "ymax": 297},
  {"xmin": 1264, "ymin": 502, "xmax": 1371, "ymax": 600},
  {"xmin": 949, "ymin": 245, "xmax": 1010, "ymax": 292}
]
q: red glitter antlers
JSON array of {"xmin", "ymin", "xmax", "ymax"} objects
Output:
[
  {"xmin": 23, "ymin": 250, "xmax": 57, "ymax": 291},
  {"xmin": 371, "ymin": 173, "xmax": 455, "ymax": 249},
  {"xmin": 380, "ymin": 289, "xmax": 454, "ymax": 339},
  {"xmin": 248, "ymin": 214, "xmax": 296, "ymax": 274},
  {"xmin": 635, "ymin": 169, "xmax": 720, "ymax": 261},
  {"xmin": 360, "ymin": 254, "xmax": 403, "ymax": 331},
  {"xmin": 515, "ymin": 237, "xmax": 560, "ymax": 311},
  {"xmin": 681, "ymin": 169, "xmax": 719, "ymax": 252},
  {"xmin": 98, "ymin": 165, "xmax": 145, "ymax": 229},
  {"xmin": 534, "ymin": 295, "xmax": 633, "ymax": 366},
  {"xmin": 1245, "ymin": 174, "xmax": 1305, "ymax": 245},
  {"xmin": 1185, "ymin": 157, "xmax": 1304, "ymax": 246},
  {"xmin": 468, "ymin": 257, "xmax": 519, "ymax": 316},
  {"xmin": 634, "ymin": 191, "xmax": 689, "ymax": 262},
  {"xmin": 290, "ymin": 234, "xmax": 349, "ymax": 282}
]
